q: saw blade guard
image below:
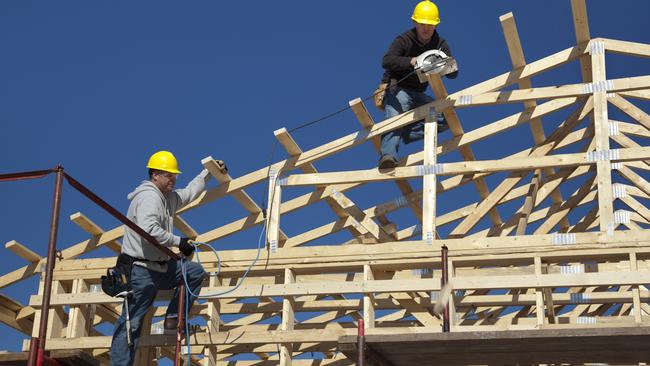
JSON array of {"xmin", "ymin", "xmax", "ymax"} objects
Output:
[{"xmin": 415, "ymin": 49, "xmax": 458, "ymax": 82}]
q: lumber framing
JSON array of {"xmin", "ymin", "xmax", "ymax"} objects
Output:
[{"xmin": 1, "ymin": 3, "xmax": 649, "ymax": 365}]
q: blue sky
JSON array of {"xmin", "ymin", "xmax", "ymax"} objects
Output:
[{"xmin": 0, "ymin": 0, "xmax": 649, "ymax": 359}]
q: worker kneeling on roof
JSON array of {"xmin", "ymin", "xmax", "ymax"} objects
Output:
[
  {"xmin": 377, "ymin": 0, "xmax": 458, "ymax": 170},
  {"xmin": 110, "ymin": 151, "xmax": 210, "ymax": 366}
]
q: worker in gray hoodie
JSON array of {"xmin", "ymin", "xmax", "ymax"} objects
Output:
[{"xmin": 110, "ymin": 150, "xmax": 210, "ymax": 366}]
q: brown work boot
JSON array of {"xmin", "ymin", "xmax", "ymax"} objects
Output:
[
  {"xmin": 164, "ymin": 315, "xmax": 178, "ymax": 331},
  {"xmin": 378, "ymin": 155, "xmax": 398, "ymax": 170}
]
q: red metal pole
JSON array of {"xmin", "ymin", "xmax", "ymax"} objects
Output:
[
  {"xmin": 27, "ymin": 167, "xmax": 64, "ymax": 366},
  {"xmin": 174, "ymin": 283, "xmax": 186, "ymax": 366},
  {"xmin": 441, "ymin": 245, "xmax": 450, "ymax": 332},
  {"xmin": 357, "ymin": 319, "xmax": 365, "ymax": 366}
]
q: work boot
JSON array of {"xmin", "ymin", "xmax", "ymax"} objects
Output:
[
  {"xmin": 164, "ymin": 315, "xmax": 178, "ymax": 331},
  {"xmin": 378, "ymin": 155, "xmax": 398, "ymax": 170}
]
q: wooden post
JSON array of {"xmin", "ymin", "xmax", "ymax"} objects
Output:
[
  {"xmin": 534, "ymin": 257, "xmax": 546, "ymax": 326},
  {"xmin": 65, "ymin": 279, "xmax": 90, "ymax": 338},
  {"xmin": 629, "ymin": 252, "xmax": 642, "ymax": 323},
  {"xmin": 203, "ymin": 275, "xmax": 221, "ymax": 366},
  {"xmin": 590, "ymin": 40, "xmax": 615, "ymax": 232},
  {"xmin": 267, "ymin": 169, "xmax": 282, "ymax": 252},
  {"xmin": 363, "ymin": 264, "xmax": 375, "ymax": 329},
  {"xmin": 280, "ymin": 268, "xmax": 295, "ymax": 366},
  {"xmin": 422, "ymin": 107, "xmax": 438, "ymax": 243}
]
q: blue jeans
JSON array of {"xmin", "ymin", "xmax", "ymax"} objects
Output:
[
  {"xmin": 109, "ymin": 260, "xmax": 206, "ymax": 366},
  {"xmin": 380, "ymin": 86, "xmax": 447, "ymax": 159}
]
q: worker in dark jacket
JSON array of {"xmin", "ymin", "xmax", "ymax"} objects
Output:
[{"xmin": 378, "ymin": 0, "xmax": 458, "ymax": 169}]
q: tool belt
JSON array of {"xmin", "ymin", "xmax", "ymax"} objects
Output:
[
  {"xmin": 101, "ymin": 253, "xmax": 135, "ymax": 297},
  {"xmin": 373, "ymin": 82, "xmax": 389, "ymax": 111}
]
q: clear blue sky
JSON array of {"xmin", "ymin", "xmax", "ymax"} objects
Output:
[{"xmin": 0, "ymin": 0, "xmax": 648, "ymax": 358}]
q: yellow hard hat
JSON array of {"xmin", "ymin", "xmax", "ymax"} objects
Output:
[
  {"xmin": 146, "ymin": 151, "xmax": 182, "ymax": 174},
  {"xmin": 412, "ymin": 1, "xmax": 440, "ymax": 26}
]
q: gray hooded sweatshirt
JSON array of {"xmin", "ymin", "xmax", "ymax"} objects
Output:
[{"xmin": 121, "ymin": 169, "xmax": 210, "ymax": 262}]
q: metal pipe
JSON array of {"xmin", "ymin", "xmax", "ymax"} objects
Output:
[
  {"xmin": 27, "ymin": 167, "xmax": 64, "ymax": 366},
  {"xmin": 174, "ymin": 284, "xmax": 187, "ymax": 366},
  {"xmin": 441, "ymin": 245, "xmax": 450, "ymax": 333},
  {"xmin": 357, "ymin": 319, "xmax": 365, "ymax": 366}
]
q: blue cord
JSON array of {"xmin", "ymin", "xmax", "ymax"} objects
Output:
[{"xmin": 179, "ymin": 220, "xmax": 266, "ymax": 363}]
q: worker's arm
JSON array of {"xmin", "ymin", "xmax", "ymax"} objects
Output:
[
  {"xmin": 382, "ymin": 35, "xmax": 413, "ymax": 72},
  {"xmin": 135, "ymin": 191, "xmax": 180, "ymax": 247},
  {"xmin": 173, "ymin": 169, "xmax": 210, "ymax": 210}
]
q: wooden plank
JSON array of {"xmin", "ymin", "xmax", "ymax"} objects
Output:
[
  {"xmin": 617, "ymin": 165, "xmax": 650, "ymax": 197},
  {"xmin": 70, "ymin": 212, "xmax": 121, "ymax": 252},
  {"xmin": 5, "ymin": 240, "xmax": 42, "ymax": 264},
  {"xmin": 281, "ymin": 147, "xmax": 650, "ymax": 187},
  {"xmin": 608, "ymin": 94, "xmax": 650, "ymax": 130},
  {"xmin": 591, "ymin": 42, "xmax": 615, "ymax": 231},
  {"xmin": 438, "ymin": 75, "xmax": 650, "ymax": 110},
  {"xmin": 173, "ymin": 215, "xmax": 199, "ymax": 238},
  {"xmin": 602, "ymin": 38, "xmax": 650, "ymax": 58},
  {"xmin": 363, "ymin": 265, "xmax": 375, "ymax": 329},
  {"xmin": 516, "ymin": 170, "xmax": 541, "ymax": 235},
  {"xmin": 570, "ymin": 0, "xmax": 593, "ymax": 82},
  {"xmin": 422, "ymin": 107, "xmax": 438, "ymax": 242},
  {"xmin": 266, "ymin": 169, "xmax": 282, "ymax": 251},
  {"xmin": 280, "ymin": 268, "xmax": 295, "ymax": 366}
]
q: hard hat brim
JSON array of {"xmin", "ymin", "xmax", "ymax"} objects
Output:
[
  {"xmin": 146, "ymin": 165, "xmax": 182, "ymax": 174},
  {"xmin": 412, "ymin": 16, "xmax": 440, "ymax": 26}
]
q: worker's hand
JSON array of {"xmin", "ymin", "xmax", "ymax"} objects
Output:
[
  {"xmin": 179, "ymin": 237, "xmax": 195, "ymax": 257},
  {"xmin": 215, "ymin": 160, "xmax": 228, "ymax": 174},
  {"xmin": 410, "ymin": 57, "xmax": 417, "ymax": 67}
]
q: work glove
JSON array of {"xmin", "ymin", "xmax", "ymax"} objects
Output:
[{"xmin": 179, "ymin": 237, "xmax": 195, "ymax": 257}]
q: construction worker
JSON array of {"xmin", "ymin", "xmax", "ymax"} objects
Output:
[
  {"xmin": 377, "ymin": 0, "xmax": 458, "ymax": 169},
  {"xmin": 110, "ymin": 151, "xmax": 210, "ymax": 366}
]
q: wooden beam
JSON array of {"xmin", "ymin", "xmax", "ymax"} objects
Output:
[
  {"xmin": 70, "ymin": 212, "xmax": 121, "ymax": 252},
  {"xmin": 422, "ymin": 107, "xmax": 438, "ymax": 242},
  {"xmin": 5, "ymin": 240, "xmax": 42, "ymax": 264},
  {"xmin": 281, "ymin": 147, "xmax": 650, "ymax": 187},
  {"xmin": 280, "ymin": 268, "xmax": 295, "ymax": 366},
  {"xmin": 609, "ymin": 94, "xmax": 650, "ymax": 130},
  {"xmin": 590, "ymin": 41, "xmax": 615, "ymax": 231},
  {"xmin": 173, "ymin": 215, "xmax": 199, "ymax": 238},
  {"xmin": 602, "ymin": 38, "xmax": 650, "ymax": 58},
  {"xmin": 570, "ymin": 0, "xmax": 592, "ymax": 82}
]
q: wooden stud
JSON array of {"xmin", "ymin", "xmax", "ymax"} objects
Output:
[
  {"xmin": 422, "ymin": 107, "xmax": 438, "ymax": 242},
  {"xmin": 590, "ymin": 41, "xmax": 615, "ymax": 232},
  {"xmin": 280, "ymin": 268, "xmax": 295, "ymax": 366},
  {"xmin": 363, "ymin": 264, "xmax": 375, "ymax": 329}
]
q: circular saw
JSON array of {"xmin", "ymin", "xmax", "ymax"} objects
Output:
[{"xmin": 415, "ymin": 49, "xmax": 458, "ymax": 83}]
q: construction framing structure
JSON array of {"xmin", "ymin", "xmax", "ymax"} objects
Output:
[{"xmin": 1, "ymin": 1, "xmax": 649, "ymax": 365}]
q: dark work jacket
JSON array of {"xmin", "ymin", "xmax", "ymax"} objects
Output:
[{"xmin": 381, "ymin": 28, "xmax": 458, "ymax": 92}]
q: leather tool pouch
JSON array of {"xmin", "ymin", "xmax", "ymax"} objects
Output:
[
  {"xmin": 101, "ymin": 253, "xmax": 134, "ymax": 297},
  {"xmin": 373, "ymin": 82, "xmax": 389, "ymax": 111}
]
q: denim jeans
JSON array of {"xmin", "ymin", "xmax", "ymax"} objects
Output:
[
  {"xmin": 109, "ymin": 260, "xmax": 206, "ymax": 366},
  {"xmin": 380, "ymin": 86, "xmax": 447, "ymax": 159}
]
